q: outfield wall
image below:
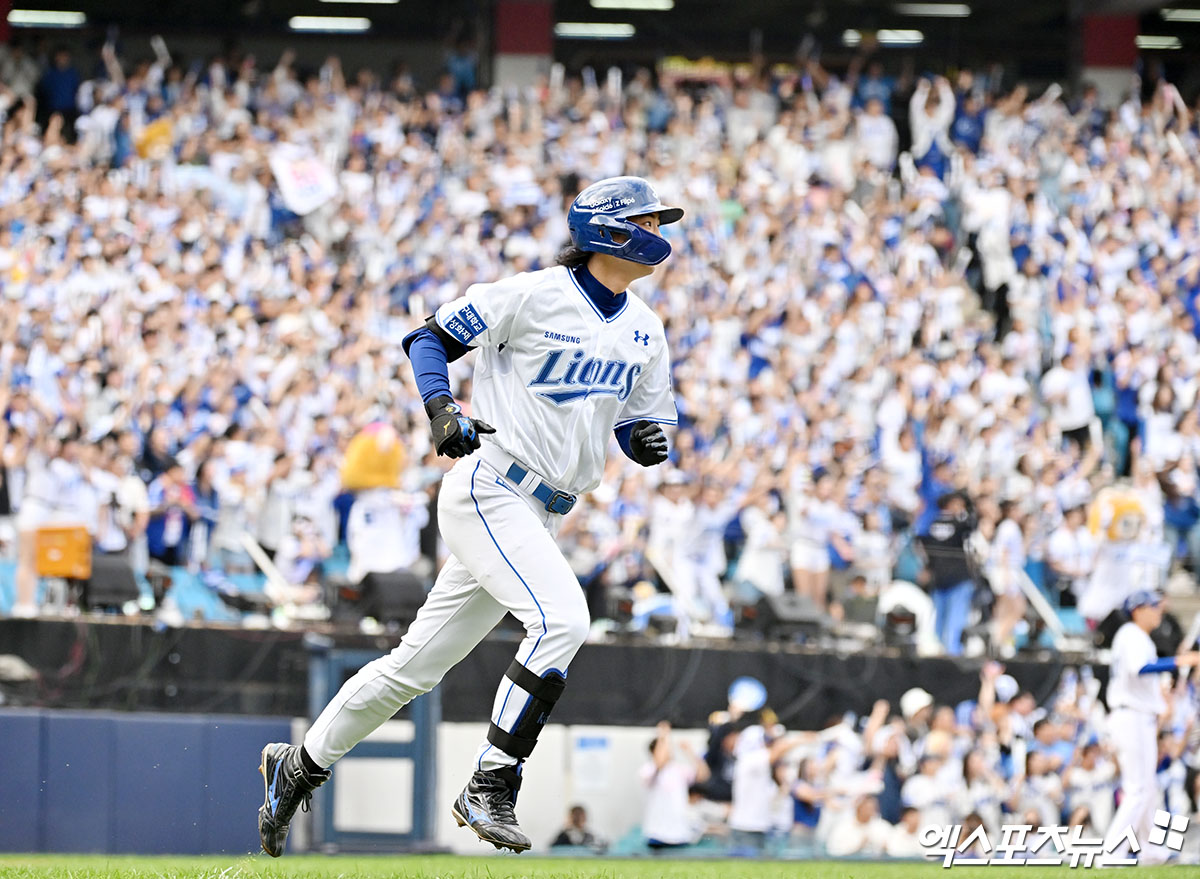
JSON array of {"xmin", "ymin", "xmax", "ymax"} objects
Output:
[
  {"xmin": 0, "ymin": 709, "xmax": 289, "ymax": 854},
  {"xmin": 0, "ymin": 708, "xmax": 698, "ymax": 855}
]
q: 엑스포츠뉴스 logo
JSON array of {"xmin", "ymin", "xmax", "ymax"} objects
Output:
[{"xmin": 920, "ymin": 814, "xmax": 1192, "ymax": 868}]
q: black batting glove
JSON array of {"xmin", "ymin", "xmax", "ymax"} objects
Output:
[
  {"xmin": 630, "ymin": 420, "xmax": 669, "ymax": 466},
  {"xmin": 425, "ymin": 395, "xmax": 496, "ymax": 459}
]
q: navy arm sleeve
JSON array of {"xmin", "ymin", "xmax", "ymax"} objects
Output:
[
  {"xmin": 1137, "ymin": 657, "xmax": 1178, "ymax": 675},
  {"xmin": 615, "ymin": 422, "xmax": 637, "ymax": 462},
  {"xmin": 402, "ymin": 320, "xmax": 470, "ymax": 404}
]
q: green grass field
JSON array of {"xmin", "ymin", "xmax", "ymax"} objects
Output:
[{"xmin": 0, "ymin": 855, "xmax": 1190, "ymax": 879}]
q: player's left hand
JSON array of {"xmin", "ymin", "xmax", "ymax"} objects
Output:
[
  {"xmin": 426, "ymin": 395, "xmax": 496, "ymax": 459},
  {"xmin": 630, "ymin": 420, "xmax": 669, "ymax": 466}
]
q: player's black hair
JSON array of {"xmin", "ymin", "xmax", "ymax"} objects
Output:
[{"xmin": 555, "ymin": 244, "xmax": 591, "ymax": 269}]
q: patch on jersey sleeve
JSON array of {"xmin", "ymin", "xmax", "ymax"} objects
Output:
[{"xmin": 442, "ymin": 303, "xmax": 488, "ymax": 345}]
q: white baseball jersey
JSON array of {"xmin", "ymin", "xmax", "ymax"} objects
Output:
[
  {"xmin": 433, "ymin": 265, "xmax": 677, "ymax": 494},
  {"xmin": 1107, "ymin": 622, "xmax": 1165, "ymax": 714}
]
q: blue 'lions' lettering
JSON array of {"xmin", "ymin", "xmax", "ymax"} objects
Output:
[{"xmin": 529, "ymin": 349, "xmax": 642, "ymax": 404}]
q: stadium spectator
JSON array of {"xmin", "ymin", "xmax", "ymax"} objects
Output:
[
  {"xmin": 641, "ymin": 721, "xmax": 710, "ymax": 849},
  {"xmin": 915, "ymin": 491, "xmax": 977, "ymax": 655},
  {"xmin": 145, "ymin": 459, "xmax": 196, "ymax": 567},
  {"xmin": 883, "ymin": 805, "xmax": 925, "ymax": 858},
  {"xmin": 550, "ymin": 804, "xmax": 606, "ymax": 852},
  {"xmin": 728, "ymin": 723, "xmax": 804, "ymax": 854},
  {"xmin": 824, "ymin": 794, "xmax": 891, "ymax": 857},
  {"xmin": 1063, "ymin": 741, "xmax": 1116, "ymax": 835}
]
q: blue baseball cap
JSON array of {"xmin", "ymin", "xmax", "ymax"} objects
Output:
[
  {"xmin": 1123, "ymin": 590, "xmax": 1164, "ymax": 614},
  {"xmin": 728, "ymin": 677, "xmax": 768, "ymax": 713}
]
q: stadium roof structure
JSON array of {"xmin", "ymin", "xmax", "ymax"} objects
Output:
[{"xmin": 9, "ymin": 0, "xmax": 1196, "ymax": 81}]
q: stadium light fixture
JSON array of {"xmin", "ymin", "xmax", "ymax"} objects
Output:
[
  {"xmin": 1161, "ymin": 8, "xmax": 1200, "ymax": 22},
  {"xmin": 590, "ymin": 0, "xmax": 674, "ymax": 10},
  {"xmin": 554, "ymin": 22, "xmax": 636, "ymax": 39},
  {"xmin": 288, "ymin": 16, "xmax": 372, "ymax": 32},
  {"xmin": 894, "ymin": 3, "xmax": 970, "ymax": 16},
  {"xmin": 1135, "ymin": 34, "xmax": 1182, "ymax": 49},
  {"xmin": 7, "ymin": 9, "xmax": 87, "ymax": 27},
  {"xmin": 843, "ymin": 29, "xmax": 925, "ymax": 47}
]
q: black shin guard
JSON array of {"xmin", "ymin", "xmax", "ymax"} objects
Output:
[{"xmin": 487, "ymin": 660, "xmax": 566, "ymax": 760}]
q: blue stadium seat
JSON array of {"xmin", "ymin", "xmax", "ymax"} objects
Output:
[
  {"xmin": 1055, "ymin": 607, "xmax": 1089, "ymax": 636},
  {"xmin": 324, "ymin": 543, "xmax": 351, "ymax": 579},
  {"xmin": 226, "ymin": 572, "xmax": 268, "ymax": 595},
  {"xmin": 0, "ymin": 558, "xmax": 15, "ymax": 614},
  {"xmin": 163, "ymin": 568, "xmax": 240, "ymax": 623}
]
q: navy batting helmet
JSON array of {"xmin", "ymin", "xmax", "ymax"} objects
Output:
[
  {"xmin": 1123, "ymin": 589, "xmax": 1164, "ymax": 614},
  {"xmin": 566, "ymin": 176, "xmax": 684, "ymax": 267}
]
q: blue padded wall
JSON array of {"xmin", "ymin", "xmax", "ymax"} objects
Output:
[{"xmin": 0, "ymin": 709, "xmax": 290, "ymax": 854}]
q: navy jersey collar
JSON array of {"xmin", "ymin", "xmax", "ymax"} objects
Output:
[{"xmin": 570, "ymin": 265, "xmax": 627, "ymax": 320}]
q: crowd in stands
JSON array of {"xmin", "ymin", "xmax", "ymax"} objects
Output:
[
  {"xmin": 635, "ymin": 670, "xmax": 1200, "ymax": 862},
  {"xmin": 2, "ymin": 36, "xmax": 1200, "ymax": 654}
]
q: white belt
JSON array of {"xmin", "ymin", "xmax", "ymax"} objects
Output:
[{"xmin": 476, "ymin": 443, "xmax": 577, "ymax": 515}]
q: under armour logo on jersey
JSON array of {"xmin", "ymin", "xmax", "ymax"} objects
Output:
[
  {"xmin": 529, "ymin": 348, "xmax": 643, "ymax": 404},
  {"xmin": 633, "ymin": 330, "xmax": 649, "ymax": 346}
]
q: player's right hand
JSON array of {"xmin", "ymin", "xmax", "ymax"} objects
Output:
[{"xmin": 425, "ymin": 395, "xmax": 496, "ymax": 459}]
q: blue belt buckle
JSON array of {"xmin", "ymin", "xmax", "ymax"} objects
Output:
[{"xmin": 544, "ymin": 489, "xmax": 575, "ymax": 515}]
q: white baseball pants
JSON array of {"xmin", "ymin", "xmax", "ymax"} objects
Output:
[
  {"xmin": 304, "ymin": 452, "xmax": 590, "ymax": 771},
  {"xmin": 1102, "ymin": 708, "xmax": 1161, "ymax": 860}
]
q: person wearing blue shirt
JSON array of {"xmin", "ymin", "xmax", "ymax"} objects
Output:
[
  {"xmin": 855, "ymin": 61, "xmax": 897, "ymax": 114},
  {"xmin": 38, "ymin": 48, "xmax": 80, "ymax": 133},
  {"xmin": 952, "ymin": 93, "xmax": 987, "ymax": 155}
]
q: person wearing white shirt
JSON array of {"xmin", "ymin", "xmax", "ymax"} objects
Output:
[
  {"xmin": 957, "ymin": 749, "xmax": 1008, "ymax": 834},
  {"xmin": 884, "ymin": 806, "xmax": 926, "ymax": 858},
  {"xmin": 990, "ymin": 503, "xmax": 1028, "ymax": 657},
  {"xmin": 901, "ymin": 755, "xmax": 954, "ymax": 829},
  {"xmin": 256, "ymin": 454, "xmax": 302, "ymax": 558},
  {"xmin": 729, "ymin": 725, "xmax": 804, "ymax": 853},
  {"xmin": 210, "ymin": 466, "xmax": 261, "ymax": 572},
  {"xmin": 1063, "ymin": 742, "xmax": 1116, "ymax": 836},
  {"xmin": 824, "ymin": 794, "xmax": 892, "ymax": 858},
  {"xmin": 686, "ymin": 482, "xmax": 737, "ymax": 629},
  {"xmin": 788, "ymin": 472, "xmax": 841, "ymax": 611},
  {"xmin": 13, "ymin": 436, "xmax": 95, "ymax": 617},
  {"xmin": 735, "ymin": 502, "xmax": 788, "ymax": 600},
  {"xmin": 1045, "ymin": 505, "xmax": 1095, "ymax": 606},
  {"xmin": 648, "ymin": 475, "xmax": 700, "ymax": 621},
  {"xmin": 908, "ymin": 77, "xmax": 955, "ymax": 170},
  {"xmin": 1103, "ymin": 591, "xmax": 1200, "ymax": 862},
  {"xmin": 856, "ymin": 99, "xmax": 898, "ymax": 171},
  {"xmin": 1018, "ymin": 751, "xmax": 1066, "ymax": 828},
  {"xmin": 880, "ymin": 426, "xmax": 923, "ymax": 523},
  {"xmin": 346, "ymin": 488, "xmax": 430, "ymax": 585},
  {"xmin": 640, "ymin": 722, "xmax": 710, "ymax": 849},
  {"xmin": 1040, "ymin": 351, "xmax": 1095, "ymax": 451}
]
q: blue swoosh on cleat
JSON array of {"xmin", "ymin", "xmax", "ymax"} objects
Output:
[{"xmin": 267, "ymin": 760, "xmax": 282, "ymax": 815}]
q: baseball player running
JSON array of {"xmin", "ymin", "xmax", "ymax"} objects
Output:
[
  {"xmin": 257, "ymin": 177, "xmax": 681, "ymax": 855},
  {"xmin": 1102, "ymin": 590, "xmax": 1200, "ymax": 862}
]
